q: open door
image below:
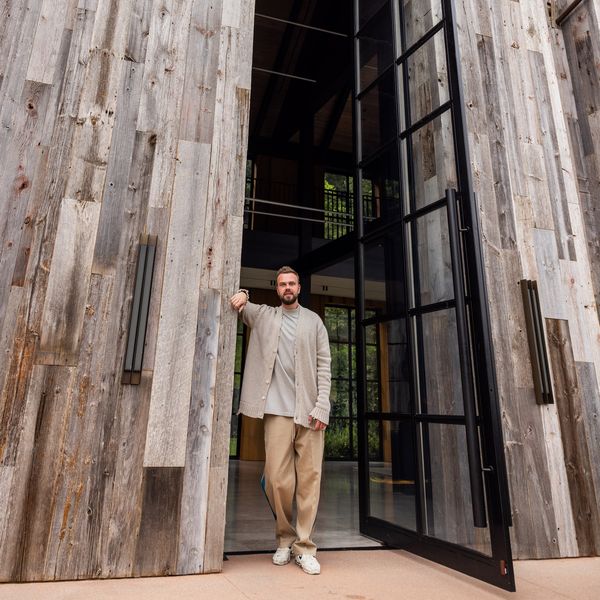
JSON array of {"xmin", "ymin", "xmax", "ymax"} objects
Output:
[{"xmin": 353, "ymin": 0, "xmax": 515, "ymax": 591}]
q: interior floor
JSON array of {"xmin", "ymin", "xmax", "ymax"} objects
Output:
[{"xmin": 225, "ymin": 460, "xmax": 382, "ymax": 552}]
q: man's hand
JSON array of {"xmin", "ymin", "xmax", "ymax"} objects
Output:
[
  {"xmin": 230, "ymin": 291, "xmax": 248, "ymax": 313},
  {"xmin": 308, "ymin": 415, "xmax": 327, "ymax": 431}
]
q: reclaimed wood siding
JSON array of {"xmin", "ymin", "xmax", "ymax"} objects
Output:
[
  {"xmin": 0, "ymin": 0, "xmax": 254, "ymax": 582},
  {"xmin": 456, "ymin": 0, "xmax": 600, "ymax": 558}
]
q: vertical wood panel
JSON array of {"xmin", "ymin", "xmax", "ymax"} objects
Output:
[
  {"xmin": 134, "ymin": 467, "xmax": 183, "ymax": 576},
  {"xmin": 177, "ymin": 288, "xmax": 221, "ymax": 573},
  {"xmin": 143, "ymin": 141, "xmax": 211, "ymax": 467},
  {"xmin": 547, "ymin": 319, "xmax": 600, "ymax": 555},
  {"xmin": 202, "ymin": 0, "xmax": 256, "ymax": 571},
  {"xmin": 457, "ymin": 0, "xmax": 600, "ymax": 559},
  {"xmin": 37, "ymin": 198, "xmax": 101, "ymax": 366},
  {"xmin": 26, "ymin": 0, "xmax": 70, "ymax": 84}
]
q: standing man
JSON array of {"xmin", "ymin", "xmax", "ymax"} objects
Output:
[{"xmin": 230, "ymin": 266, "xmax": 331, "ymax": 575}]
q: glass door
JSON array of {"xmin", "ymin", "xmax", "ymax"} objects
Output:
[{"xmin": 353, "ymin": 0, "xmax": 515, "ymax": 590}]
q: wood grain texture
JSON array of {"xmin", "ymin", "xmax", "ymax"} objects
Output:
[
  {"xmin": 37, "ymin": 198, "xmax": 101, "ymax": 366},
  {"xmin": 547, "ymin": 319, "xmax": 600, "ymax": 555},
  {"xmin": 177, "ymin": 288, "xmax": 221, "ymax": 573},
  {"xmin": 143, "ymin": 140, "xmax": 211, "ymax": 468},
  {"xmin": 134, "ymin": 467, "xmax": 184, "ymax": 576},
  {"xmin": 457, "ymin": 0, "xmax": 600, "ymax": 558}
]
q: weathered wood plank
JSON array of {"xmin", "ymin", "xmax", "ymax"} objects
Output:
[
  {"xmin": 179, "ymin": 0, "xmax": 223, "ymax": 143},
  {"xmin": 36, "ymin": 198, "xmax": 101, "ymax": 366},
  {"xmin": 26, "ymin": 0, "xmax": 70, "ymax": 85},
  {"xmin": 63, "ymin": 1, "xmax": 133, "ymax": 204},
  {"xmin": 125, "ymin": 0, "xmax": 153, "ymax": 64},
  {"xmin": 177, "ymin": 288, "xmax": 221, "ymax": 573},
  {"xmin": 134, "ymin": 467, "xmax": 183, "ymax": 576},
  {"xmin": 547, "ymin": 319, "xmax": 600, "ymax": 555},
  {"xmin": 0, "ymin": 364, "xmax": 45, "ymax": 581},
  {"xmin": 529, "ymin": 50, "xmax": 576, "ymax": 262},
  {"xmin": 16, "ymin": 366, "xmax": 78, "ymax": 581},
  {"xmin": 99, "ymin": 372, "xmax": 153, "ymax": 578},
  {"xmin": 202, "ymin": 1, "xmax": 256, "ymax": 573},
  {"xmin": 46, "ymin": 273, "xmax": 118, "ymax": 580},
  {"xmin": 92, "ymin": 61, "xmax": 147, "ymax": 274},
  {"xmin": 533, "ymin": 227, "xmax": 569, "ymax": 321},
  {"xmin": 0, "ymin": 81, "xmax": 52, "ymax": 324},
  {"xmin": 143, "ymin": 141, "xmax": 211, "ymax": 468}
]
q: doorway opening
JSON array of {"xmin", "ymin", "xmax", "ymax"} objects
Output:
[{"xmin": 225, "ymin": 0, "xmax": 515, "ymax": 591}]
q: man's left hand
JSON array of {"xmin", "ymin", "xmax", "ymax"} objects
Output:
[{"xmin": 308, "ymin": 416, "xmax": 327, "ymax": 431}]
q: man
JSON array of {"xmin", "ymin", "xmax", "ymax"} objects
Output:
[{"xmin": 230, "ymin": 266, "xmax": 331, "ymax": 575}]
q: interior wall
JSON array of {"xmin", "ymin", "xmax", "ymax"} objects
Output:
[
  {"xmin": 0, "ymin": 0, "xmax": 254, "ymax": 581},
  {"xmin": 455, "ymin": 0, "xmax": 600, "ymax": 558}
]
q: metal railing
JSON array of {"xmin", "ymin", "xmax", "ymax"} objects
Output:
[{"xmin": 244, "ymin": 177, "xmax": 377, "ymax": 240}]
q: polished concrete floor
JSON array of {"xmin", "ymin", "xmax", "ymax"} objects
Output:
[{"xmin": 225, "ymin": 460, "xmax": 383, "ymax": 552}]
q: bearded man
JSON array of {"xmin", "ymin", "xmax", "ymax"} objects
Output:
[{"xmin": 230, "ymin": 266, "xmax": 331, "ymax": 575}]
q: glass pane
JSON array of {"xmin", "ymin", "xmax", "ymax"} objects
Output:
[
  {"xmin": 362, "ymin": 147, "xmax": 401, "ymax": 225},
  {"xmin": 359, "ymin": 4, "xmax": 394, "ymax": 90},
  {"xmin": 363, "ymin": 229, "xmax": 405, "ymax": 316},
  {"xmin": 331, "ymin": 342, "xmax": 350, "ymax": 376},
  {"xmin": 400, "ymin": 0, "xmax": 443, "ymax": 49},
  {"xmin": 410, "ymin": 110, "xmax": 457, "ymax": 210},
  {"xmin": 359, "ymin": 0, "xmax": 389, "ymax": 30},
  {"xmin": 232, "ymin": 374, "xmax": 241, "ymax": 412},
  {"xmin": 229, "ymin": 415, "xmax": 239, "ymax": 456},
  {"xmin": 331, "ymin": 379, "xmax": 350, "ymax": 418},
  {"xmin": 368, "ymin": 419, "xmax": 383, "ymax": 460},
  {"xmin": 235, "ymin": 335, "xmax": 244, "ymax": 372},
  {"xmin": 421, "ymin": 422, "xmax": 492, "ymax": 554},
  {"xmin": 406, "ymin": 28, "xmax": 449, "ymax": 125},
  {"xmin": 360, "ymin": 70, "xmax": 397, "ymax": 159},
  {"xmin": 379, "ymin": 319, "xmax": 411, "ymax": 413},
  {"xmin": 325, "ymin": 418, "xmax": 353, "ymax": 459},
  {"xmin": 368, "ymin": 420, "xmax": 417, "ymax": 530},
  {"xmin": 417, "ymin": 309, "xmax": 464, "ymax": 415},
  {"xmin": 366, "ymin": 380, "xmax": 380, "ymax": 412},
  {"xmin": 415, "ymin": 207, "xmax": 453, "ymax": 305}
]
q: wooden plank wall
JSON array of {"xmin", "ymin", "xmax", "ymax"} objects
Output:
[
  {"xmin": 0, "ymin": 0, "xmax": 254, "ymax": 582},
  {"xmin": 455, "ymin": 0, "xmax": 600, "ymax": 558}
]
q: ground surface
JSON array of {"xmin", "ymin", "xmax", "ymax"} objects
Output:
[{"xmin": 1, "ymin": 551, "xmax": 598, "ymax": 600}]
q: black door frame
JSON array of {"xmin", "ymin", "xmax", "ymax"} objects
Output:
[{"xmin": 350, "ymin": 0, "xmax": 515, "ymax": 591}]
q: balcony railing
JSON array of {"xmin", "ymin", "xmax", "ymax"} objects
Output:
[{"xmin": 244, "ymin": 177, "xmax": 375, "ymax": 240}]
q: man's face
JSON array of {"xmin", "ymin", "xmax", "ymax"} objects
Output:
[{"xmin": 276, "ymin": 273, "xmax": 301, "ymax": 306}]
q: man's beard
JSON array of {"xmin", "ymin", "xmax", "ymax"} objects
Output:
[{"xmin": 281, "ymin": 292, "xmax": 299, "ymax": 305}]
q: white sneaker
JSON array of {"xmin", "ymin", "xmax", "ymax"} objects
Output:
[
  {"xmin": 295, "ymin": 553, "xmax": 320, "ymax": 575},
  {"xmin": 272, "ymin": 547, "xmax": 291, "ymax": 565}
]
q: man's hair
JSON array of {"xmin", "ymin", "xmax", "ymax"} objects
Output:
[{"xmin": 276, "ymin": 265, "xmax": 300, "ymax": 283}]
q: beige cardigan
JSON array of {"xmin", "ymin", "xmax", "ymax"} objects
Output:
[{"xmin": 237, "ymin": 302, "xmax": 331, "ymax": 426}]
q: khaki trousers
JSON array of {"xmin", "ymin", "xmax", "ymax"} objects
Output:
[{"xmin": 263, "ymin": 415, "xmax": 324, "ymax": 556}]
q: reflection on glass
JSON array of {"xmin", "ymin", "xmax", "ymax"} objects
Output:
[
  {"xmin": 410, "ymin": 110, "xmax": 457, "ymax": 210},
  {"xmin": 364, "ymin": 230, "xmax": 405, "ymax": 316},
  {"xmin": 406, "ymin": 29, "xmax": 449, "ymax": 125},
  {"xmin": 400, "ymin": 0, "xmax": 442, "ymax": 50},
  {"xmin": 362, "ymin": 148, "xmax": 401, "ymax": 225},
  {"xmin": 415, "ymin": 207, "xmax": 453, "ymax": 305},
  {"xmin": 360, "ymin": 70, "xmax": 397, "ymax": 159},
  {"xmin": 359, "ymin": 4, "xmax": 394, "ymax": 90},
  {"xmin": 368, "ymin": 420, "xmax": 416, "ymax": 530},
  {"xmin": 381, "ymin": 319, "xmax": 411, "ymax": 413},
  {"xmin": 326, "ymin": 418, "xmax": 355, "ymax": 459},
  {"xmin": 417, "ymin": 309, "xmax": 463, "ymax": 415},
  {"xmin": 359, "ymin": 0, "xmax": 389, "ymax": 30},
  {"xmin": 422, "ymin": 422, "xmax": 492, "ymax": 554}
]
